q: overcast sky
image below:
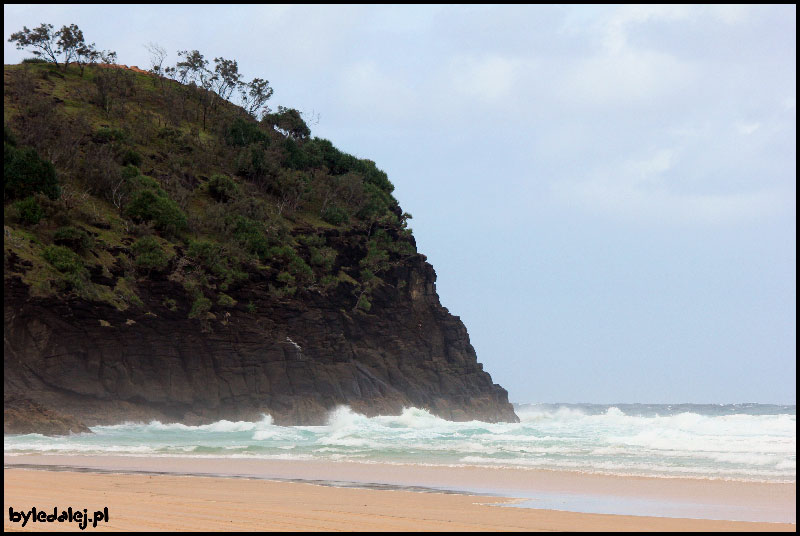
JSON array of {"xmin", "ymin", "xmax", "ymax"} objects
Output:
[{"xmin": 5, "ymin": 5, "xmax": 796, "ymax": 404}]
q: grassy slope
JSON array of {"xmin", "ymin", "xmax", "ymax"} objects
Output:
[{"xmin": 4, "ymin": 62, "xmax": 414, "ymax": 315}]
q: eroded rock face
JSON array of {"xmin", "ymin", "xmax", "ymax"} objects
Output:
[{"xmin": 4, "ymin": 254, "xmax": 518, "ymax": 432}]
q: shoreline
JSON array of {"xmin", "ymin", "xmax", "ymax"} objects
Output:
[
  {"xmin": 4, "ymin": 467, "xmax": 796, "ymax": 532},
  {"xmin": 6, "ymin": 449, "xmax": 795, "ymax": 485},
  {"xmin": 4, "ymin": 454, "xmax": 796, "ymax": 525}
]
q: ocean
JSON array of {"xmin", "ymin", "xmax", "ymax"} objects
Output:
[{"xmin": 4, "ymin": 403, "xmax": 795, "ymax": 483}]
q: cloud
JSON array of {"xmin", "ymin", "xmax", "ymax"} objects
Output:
[
  {"xmin": 336, "ymin": 61, "xmax": 417, "ymax": 122},
  {"xmin": 705, "ymin": 4, "xmax": 750, "ymax": 25},
  {"xmin": 736, "ymin": 122, "xmax": 761, "ymax": 135},
  {"xmin": 551, "ymin": 149, "xmax": 786, "ymax": 225},
  {"xmin": 446, "ymin": 55, "xmax": 531, "ymax": 103},
  {"xmin": 556, "ymin": 5, "xmax": 700, "ymax": 108},
  {"xmin": 623, "ymin": 148, "xmax": 674, "ymax": 178},
  {"xmin": 599, "ymin": 4, "xmax": 748, "ymax": 54},
  {"xmin": 562, "ymin": 48, "xmax": 695, "ymax": 107},
  {"xmin": 601, "ymin": 4, "xmax": 693, "ymax": 54}
]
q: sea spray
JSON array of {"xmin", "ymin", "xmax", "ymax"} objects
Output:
[{"xmin": 5, "ymin": 404, "xmax": 795, "ymax": 483}]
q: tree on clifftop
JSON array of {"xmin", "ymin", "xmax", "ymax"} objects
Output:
[
  {"xmin": 9, "ymin": 23, "xmax": 114, "ymax": 76},
  {"xmin": 8, "ymin": 23, "xmax": 62, "ymax": 69},
  {"xmin": 213, "ymin": 57, "xmax": 242, "ymax": 102},
  {"xmin": 176, "ymin": 49, "xmax": 217, "ymax": 129},
  {"xmin": 56, "ymin": 24, "xmax": 85, "ymax": 69},
  {"xmin": 145, "ymin": 42, "xmax": 168, "ymax": 80},
  {"xmin": 239, "ymin": 78, "xmax": 274, "ymax": 120}
]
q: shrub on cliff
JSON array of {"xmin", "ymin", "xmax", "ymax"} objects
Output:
[
  {"xmin": 42, "ymin": 245, "xmax": 88, "ymax": 291},
  {"xmin": 309, "ymin": 246, "xmax": 337, "ymax": 272},
  {"xmin": 124, "ymin": 175, "xmax": 187, "ymax": 236},
  {"xmin": 322, "ymin": 204, "xmax": 348, "ymax": 226},
  {"xmin": 264, "ymin": 107, "xmax": 310, "ymax": 140},
  {"xmin": 273, "ymin": 271, "xmax": 297, "ymax": 297},
  {"xmin": 14, "ymin": 196, "xmax": 44, "ymax": 225},
  {"xmin": 267, "ymin": 245, "xmax": 314, "ymax": 287},
  {"xmin": 4, "ymin": 142, "xmax": 60, "ymax": 201},
  {"xmin": 131, "ymin": 236, "xmax": 170, "ymax": 272},
  {"xmin": 231, "ymin": 216, "xmax": 270, "ymax": 260},
  {"xmin": 235, "ymin": 144, "xmax": 271, "ymax": 180},
  {"xmin": 78, "ymin": 144, "xmax": 123, "ymax": 204},
  {"xmin": 288, "ymin": 255, "xmax": 314, "ymax": 286},
  {"xmin": 188, "ymin": 294, "xmax": 212, "ymax": 319},
  {"xmin": 53, "ymin": 226, "xmax": 93, "ymax": 253},
  {"xmin": 225, "ymin": 118, "xmax": 268, "ymax": 147},
  {"xmin": 42, "ymin": 244, "xmax": 83, "ymax": 272},
  {"xmin": 217, "ymin": 293, "xmax": 236, "ymax": 307},
  {"xmin": 207, "ymin": 174, "xmax": 239, "ymax": 202},
  {"xmin": 187, "ymin": 240, "xmax": 247, "ymax": 288},
  {"xmin": 282, "ymin": 138, "xmax": 314, "ymax": 171},
  {"xmin": 187, "ymin": 240, "xmax": 220, "ymax": 268},
  {"xmin": 120, "ymin": 148, "xmax": 142, "ymax": 167},
  {"xmin": 356, "ymin": 182, "xmax": 394, "ymax": 221},
  {"xmin": 92, "ymin": 127, "xmax": 127, "ymax": 144},
  {"xmin": 356, "ymin": 294, "xmax": 372, "ymax": 312}
]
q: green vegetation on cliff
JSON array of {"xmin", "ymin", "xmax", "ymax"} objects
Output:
[{"xmin": 4, "ymin": 28, "xmax": 417, "ymax": 317}]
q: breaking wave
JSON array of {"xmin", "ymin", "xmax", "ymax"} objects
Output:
[{"xmin": 5, "ymin": 404, "xmax": 795, "ymax": 482}]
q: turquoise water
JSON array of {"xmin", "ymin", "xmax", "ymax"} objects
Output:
[{"xmin": 4, "ymin": 403, "xmax": 795, "ymax": 483}]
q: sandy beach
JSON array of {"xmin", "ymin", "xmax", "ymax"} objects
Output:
[{"xmin": 4, "ymin": 456, "xmax": 796, "ymax": 532}]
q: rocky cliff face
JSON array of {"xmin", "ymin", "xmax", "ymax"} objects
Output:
[{"xmin": 4, "ymin": 245, "xmax": 518, "ymax": 433}]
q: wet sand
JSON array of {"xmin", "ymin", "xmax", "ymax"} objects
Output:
[
  {"xmin": 5, "ymin": 455, "xmax": 797, "ymax": 522},
  {"xmin": 4, "ymin": 468, "xmax": 796, "ymax": 532}
]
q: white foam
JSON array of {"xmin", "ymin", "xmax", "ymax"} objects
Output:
[
  {"xmin": 5, "ymin": 405, "xmax": 795, "ymax": 482},
  {"xmin": 96, "ymin": 414, "xmax": 274, "ymax": 433}
]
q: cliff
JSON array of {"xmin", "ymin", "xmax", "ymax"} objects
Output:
[
  {"xmin": 4, "ymin": 246, "xmax": 517, "ymax": 431},
  {"xmin": 3, "ymin": 60, "xmax": 518, "ymax": 433}
]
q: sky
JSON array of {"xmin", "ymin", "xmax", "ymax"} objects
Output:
[{"xmin": 4, "ymin": 5, "xmax": 796, "ymax": 404}]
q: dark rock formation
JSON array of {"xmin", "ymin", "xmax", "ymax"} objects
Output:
[
  {"xmin": 4, "ymin": 397, "xmax": 90, "ymax": 435},
  {"xmin": 4, "ymin": 253, "xmax": 518, "ymax": 432}
]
